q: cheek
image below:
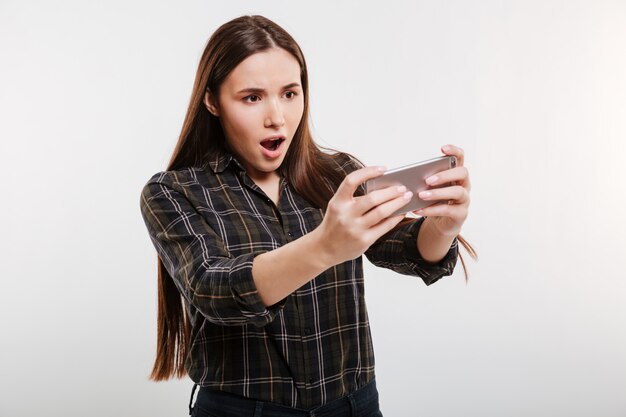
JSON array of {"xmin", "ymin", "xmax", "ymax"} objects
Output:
[
  {"xmin": 288, "ymin": 102, "xmax": 305, "ymax": 127},
  {"xmin": 223, "ymin": 110, "xmax": 257, "ymax": 142}
]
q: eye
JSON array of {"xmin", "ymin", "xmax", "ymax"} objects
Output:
[
  {"xmin": 285, "ymin": 91, "xmax": 298, "ymax": 99},
  {"xmin": 243, "ymin": 95, "xmax": 261, "ymax": 103}
]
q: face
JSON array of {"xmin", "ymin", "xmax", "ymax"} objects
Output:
[{"xmin": 204, "ymin": 48, "xmax": 305, "ymax": 183}]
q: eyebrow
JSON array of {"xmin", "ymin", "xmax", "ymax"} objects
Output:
[{"xmin": 236, "ymin": 83, "xmax": 301, "ymax": 94}]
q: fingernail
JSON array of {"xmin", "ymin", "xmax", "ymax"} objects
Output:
[
  {"xmin": 377, "ymin": 166, "xmax": 387, "ymax": 172},
  {"xmin": 419, "ymin": 191, "xmax": 432, "ymax": 199},
  {"xmin": 442, "ymin": 145, "xmax": 451, "ymax": 152},
  {"xmin": 397, "ymin": 185, "xmax": 407, "ymax": 193},
  {"xmin": 403, "ymin": 191, "xmax": 413, "ymax": 199},
  {"xmin": 426, "ymin": 175, "xmax": 438, "ymax": 185}
]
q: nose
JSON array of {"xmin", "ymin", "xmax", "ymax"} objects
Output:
[{"xmin": 264, "ymin": 98, "xmax": 285, "ymax": 128}]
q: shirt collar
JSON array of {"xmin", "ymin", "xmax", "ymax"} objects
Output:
[
  {"xmin": 204, "ymin": 148, "xmax": 286, "ymax": 184},
  {"xmin": 205, "ymin": 148, "xmax": 246, "ymax": 174}
]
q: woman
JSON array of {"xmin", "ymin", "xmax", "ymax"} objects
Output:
[{"xmin": 139, "ymin": 14, "xmax": 474, "ymax": 417}]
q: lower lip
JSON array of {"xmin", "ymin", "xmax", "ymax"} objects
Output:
[{"xmin": 259, "ymin": 140, "xmax": 285, "ymax": 159}]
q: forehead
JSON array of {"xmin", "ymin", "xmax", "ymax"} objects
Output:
[{"xmin": 222, "ymin": 48, "xmax": 301, "ymax": 90}]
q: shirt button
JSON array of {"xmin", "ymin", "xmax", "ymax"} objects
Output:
[
  {"xmin": 304, "ymin": 327, "xmax": 311, "ymax": 335},
  {"xmin": 287, "ymin": 232, "xmax": 293, "ymax": 237},
  {"xmin": 308, "ymin": 377, "xmax": 314, "ymax": 384}
]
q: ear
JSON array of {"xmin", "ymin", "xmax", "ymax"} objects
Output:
[{"xmin": 203, "ymin": 90, "xmax": 220, "ymax": 116}]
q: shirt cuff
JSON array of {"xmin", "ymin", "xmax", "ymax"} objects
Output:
[
  {"xmin": 228, "ymin": 251, "xmax": 289, "ymax": 326},
  {"xmin": 403, "ymin": 217, "xmax": 459, "ymax": 285}
]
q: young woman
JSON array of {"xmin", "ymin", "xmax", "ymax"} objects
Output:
[{"xmin": 140, "ymin": 14, "xmax": 474, "ymax": 417}]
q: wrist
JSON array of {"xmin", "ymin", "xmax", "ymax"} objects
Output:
[
  {"xmin": 417, "ymin": 217, "xmax": 457, "ymax": 264},
  {"xmin": 424, "ymin": 216, "xmax": 460, "ymax": 238},
  {"xmin": 307, "ymin": 227, "xmax": 338, "ymax": 269}
]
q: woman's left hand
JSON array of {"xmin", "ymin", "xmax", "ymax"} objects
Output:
[{"xmin": 414, "ymin": 144, "xmax": 471, "ymax": 237}]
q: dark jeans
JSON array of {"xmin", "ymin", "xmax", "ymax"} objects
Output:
[{"xmin": 189, "ymin": 380, "xmax": 383, "ymax": 417}]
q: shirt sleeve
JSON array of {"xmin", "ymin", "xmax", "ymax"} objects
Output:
[
  {"xmin": 364, "ymin": 217, "xmax": 459, "ymax": 286},
  {"xmin": 139, "ymin": 173, "xmax": 287, "ymax": 327}
]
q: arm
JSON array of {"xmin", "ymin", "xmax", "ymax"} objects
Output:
[
  {"xmin": 252, "ymin": 165, "xmax": 416, "ymax": 306},
  {"xmin": 364, "ymin": 216, "xmax": 458, "ymax": 285},
  {"xmin": 140, "ymin": 177, "xmax": 284, "ymax": 327},
  {"xmin": 251, "ymin": 228, "xmax": 334, "ymax": 307}
]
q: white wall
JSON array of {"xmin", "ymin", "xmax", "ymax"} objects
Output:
[{"xmin": 1, "ymin": 1, "xmax": 624, "ymax": 416}]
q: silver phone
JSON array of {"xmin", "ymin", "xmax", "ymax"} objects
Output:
[{"xmin": 364, "ymin": 155, "xmax": 457, "ymax": 216}]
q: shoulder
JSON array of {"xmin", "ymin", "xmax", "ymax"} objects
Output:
[
  {"xmin": 318, "ymin": 151, "xmax": 367, "ymax": 196},
  {"xmin": 327, "ymin": 151, "xmax": 365, "ymax": 175},
  {"xmin": 140, "ymin": 167, "xmax": 207, "ymax": 203},
  {"xmin": 143, "ymin": 166, "xmax": 207, "ymax": 186}
]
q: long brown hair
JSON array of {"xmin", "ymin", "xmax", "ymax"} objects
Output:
[{"xmin": 150, "ymin": 14, "xmax": 477, "ymax": 381}]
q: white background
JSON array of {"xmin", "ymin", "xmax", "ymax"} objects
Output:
[{"xmin": 1, "ymin": 1, "xmax": 625, "ymax": 416}]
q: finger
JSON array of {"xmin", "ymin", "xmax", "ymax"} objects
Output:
[
  {"xmin": 335, "ymin": 166, "xmax": 387, "ymax": 200},
  {"xmin": 415, "ymin": 201, "xmax": 468, "ymax": 220},
  {"xmin": 354, "ymin": 184, "xmax": 410, "ymax": 215},
  {"xmin": 425, "ymin": 166, "xmax": 470, "ymax": 189},
  {"xmin": 418, "ymin": 185, "xmax": 469, "ymax": 205},
  {"xmin": 365, "ymin": 212, "xmax": 406, "ymax": 242},
  {"xmin": 441, "ymin": 144, "xmax": 464, "ymax": 167},
  {"xmin": 361, "ymin": 192, "xmax": 413, "ymax": 227}
]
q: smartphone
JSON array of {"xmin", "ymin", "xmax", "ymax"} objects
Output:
[{"xmin": 364, "ymin": 155, "xmax": 457, "ymax": 216}]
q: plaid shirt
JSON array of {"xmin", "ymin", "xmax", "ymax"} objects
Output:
[{"xmin": 139, "ymin": 150, "xmax": 458, "ymax": 409}]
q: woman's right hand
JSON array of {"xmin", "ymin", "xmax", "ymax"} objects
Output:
[
  {"xmin": 315, "ymin": 166, "xmax": 414, "ymax": 266},
  {"xmin": 252, "ymin": 165, "xmax": 413, "ymax": 306}
]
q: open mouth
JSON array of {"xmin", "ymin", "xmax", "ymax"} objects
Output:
[{"xmin": 260, "ymin": 138, "xmax": 285, "ymax": 151}]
